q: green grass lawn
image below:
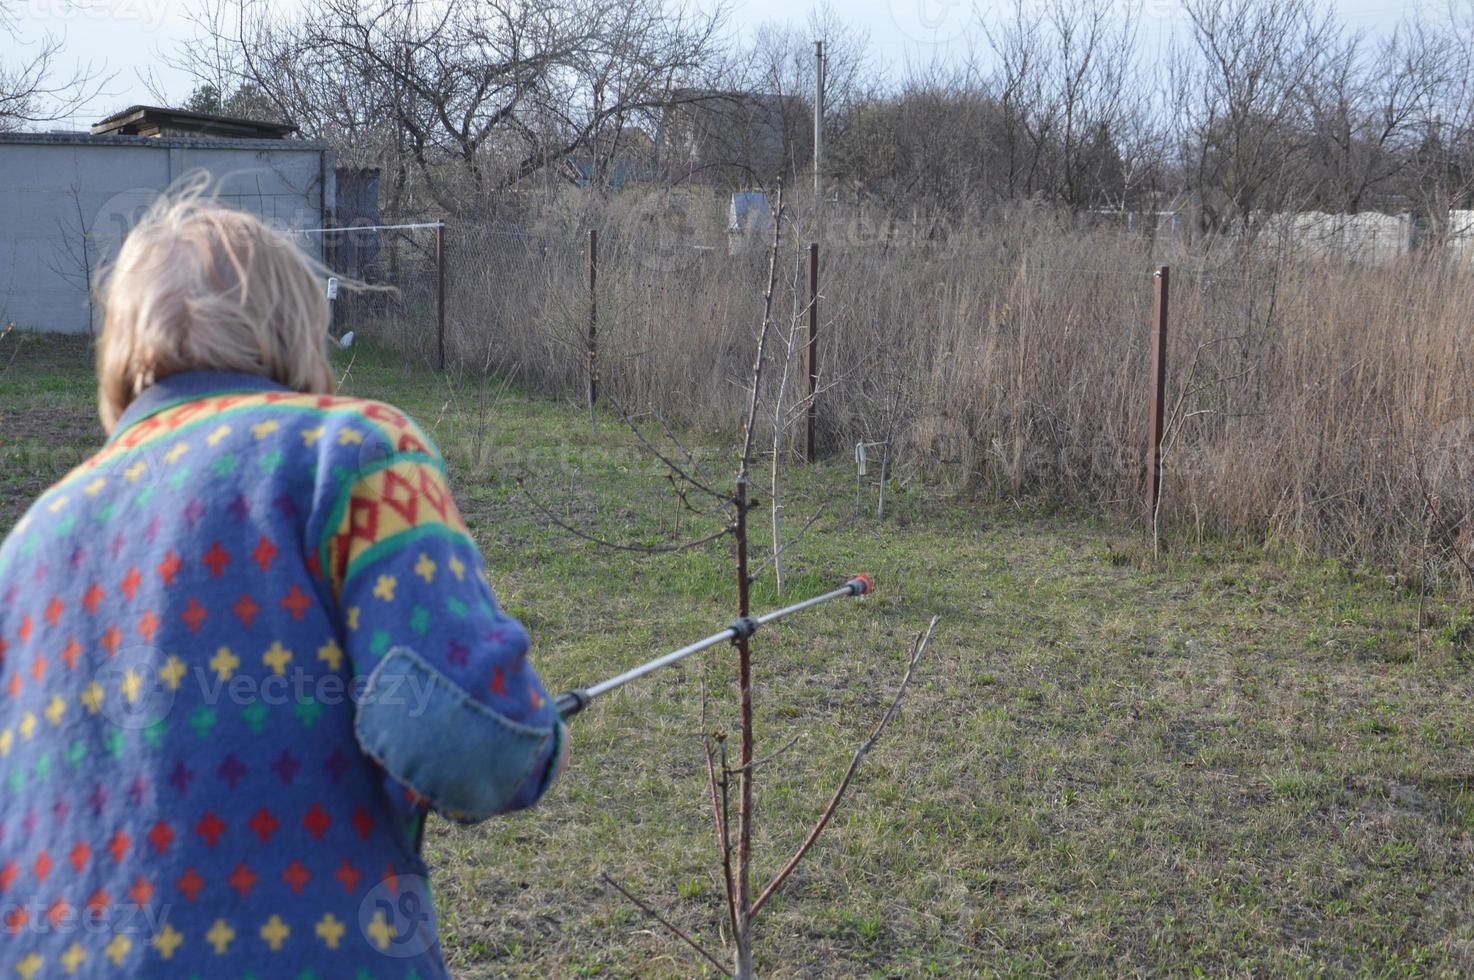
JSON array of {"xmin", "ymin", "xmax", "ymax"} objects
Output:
[{"xmin": 5, "ymin": 332, "xmax": 1474, "ymax": 977}]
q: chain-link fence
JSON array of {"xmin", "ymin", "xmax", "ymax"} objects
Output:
[
  {"xmin": 309, "ymin": 200, "xmax": 1474, "ymax": 582},
  {"xmin": 294, "ymin": 222, "xmax": 443, "ymax": 360}
]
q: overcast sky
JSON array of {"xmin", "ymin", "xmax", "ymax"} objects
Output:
[{"xmin": 14, "ymin": 0, "xmax": 1417, "ymax": 131}]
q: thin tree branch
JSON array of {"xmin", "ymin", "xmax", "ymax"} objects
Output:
[
  {"xmin": 748, "ymin": 503, "xmax": 827, "ymax": 582},
  {"xmin": 738, "ymin": 182, "xmax": 786, "ymax": 476},
  {"xmin": 603, "ymin": 387, "xmax": 733, "ymax": 504},
  {"xmin": 701, "ymin": 679, "xmax": 739, "ymax": 942},
  {"xmin": 729, "ymin": 733, "xmax": 801, "ymax": 775},
  {"xmin": 516, "ymin": 478, "xmax": 732, "ymax": 555},
  {"xmin": 600, "ymin": 873, "xmax": 733, "ymax": 978},
  {"xmin": 749, "ymin": 616, "xmax": 940, "ymax": 920}
]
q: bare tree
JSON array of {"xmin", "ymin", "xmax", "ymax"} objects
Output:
[
  {"xmin": 1402, "ymin": 0, "xmax": 1474, "ymax": 248},
  {"xmin": 518, "ymin": 187, "xmax": 937, "ymax": 978},
  {"xmin": 734, "ymin": 4, "xmax": 874, "ymax": 198},
  {"xmin": 177, "ymin": 0, "xmax": 727, "ymax": 214},
  {"xmin": 1297, "ymin": 20, "xmax": 1444, "ymax": 214},
  {"xmin": 0, "ymin": 0, "xmax": 108, "ymax": 130},
  {"xmin": 978, "ymin": 0, "xmax": 1141, "ymax": 209},
  {"xmin": 829, "ymin": 61, "xmax": 1002, "ymax": 216},
  {"xmin": 820, "ymin": 0, "xmax": 1147, "ymax": 218},
  {"xmin": 1170, "ymin": 0, "xmax": 1334, "ymax": 233},
  {"xmin": 47, "ymin": 181, "xmax": 97, "ymax": 332}
]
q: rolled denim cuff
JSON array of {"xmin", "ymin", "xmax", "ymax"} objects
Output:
[
  {"xmin": 500, "ymin": 720, "xmax": 563, "ymax": 814},
  {"xmin": 355, "ymin": 646, "xmax": 555, "ymax": 820}
]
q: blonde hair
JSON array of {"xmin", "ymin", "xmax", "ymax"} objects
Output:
[{"xmin": 96, "ymin": 178, "xmax": 336, "ymax": 431}]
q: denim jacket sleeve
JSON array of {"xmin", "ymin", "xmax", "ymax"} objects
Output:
[
  {"xmin": 315, "ymin": 427, "xmax": 562, "ymax": 820},
  {"xmin": 354, "ymin": 646, "xmax": 560, "ymax": 820}
]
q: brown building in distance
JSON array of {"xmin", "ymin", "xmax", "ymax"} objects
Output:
[{"xmin": 91, "ymin": 105, "xmax": 298, "ymax": 140}]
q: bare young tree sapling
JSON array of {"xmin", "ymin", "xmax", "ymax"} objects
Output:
[{"xmin": 522, "ymin": 184, "xmax": 938, "ymax": 978}]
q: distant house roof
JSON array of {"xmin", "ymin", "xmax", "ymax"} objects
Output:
[
  {"xmin": 91, "ymin": 105, "xmax": 297, "ymax": 140},
  {"xmin": 563, "ymin": 157, "xmax": 655, "ymax": 190}
]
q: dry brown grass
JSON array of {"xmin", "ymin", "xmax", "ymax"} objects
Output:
[{"xmin": 364, "ymin": 193, "xmax": 1474, "ymax": 583}]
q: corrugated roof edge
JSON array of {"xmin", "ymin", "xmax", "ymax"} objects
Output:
[{"xmin": 0, "ymin": 132, "xmax": 330, "ymax": 151}]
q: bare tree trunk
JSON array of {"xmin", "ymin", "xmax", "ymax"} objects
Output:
[
  {"xmin": 770, "ymin": 448, "xmax": 785, "ymax": 595},
  {"xmin": 731, "ymin": 475, "xmax": 755, "ymax": 980},
  {"xmin": 768, "ymin": 280, "xmax": 806, "ymax": 595},
  {"xmin": 730, "ymin": 182, "xmax": 785, "ymax": 980}
]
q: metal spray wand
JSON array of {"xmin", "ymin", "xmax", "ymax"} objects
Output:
[{"xmin": 554, "ymin": 575, "xmax": 873, "ymax": 719}]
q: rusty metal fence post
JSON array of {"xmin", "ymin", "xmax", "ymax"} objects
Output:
[
  {"xmin": 806, "ymin": 241, "xmax": 819, "ymax": 461},
  {"xmin": 587, "ymin": 228, "xmax": 598, "ymax": 410},
  {"xmin": 435, "ymin": 220, "xmax": 447, "ymax": 372},
  {"xmin": 1146, "ymin": 265, "xmax": 1170, "ymax": 521}
]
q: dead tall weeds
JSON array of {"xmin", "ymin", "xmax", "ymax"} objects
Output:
[{"xmin": 408, "ymin": 194, "xmax": 1474, "ymax": 584}]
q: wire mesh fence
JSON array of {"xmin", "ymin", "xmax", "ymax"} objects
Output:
[
  {"xmin": 298, "ymin": 205, "xmax": 1474, "ymax": 580},
  {"xmin": 445, "ymin": 223, "xmax": 586, "ymax": 388},
  {"xmin": 293, "ymin": 222, "xmax": 444, "ymax": 361}
]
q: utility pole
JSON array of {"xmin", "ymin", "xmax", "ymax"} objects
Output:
[{"xmin": 813, "ymin": 39, "xmax": 825, "ymax": 240}]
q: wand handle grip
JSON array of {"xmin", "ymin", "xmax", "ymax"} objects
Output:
[{"xmin": 555, "ymin": 689, "xmax": 590, "ymax": 720}]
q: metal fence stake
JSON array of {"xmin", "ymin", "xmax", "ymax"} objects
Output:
[
  {"xmin": 588, "ymin": 228, "xmax": 598, "ymax": 410},
  {"xmin": 1146, "ymin": 265, "xmax": 1170, "ymax": 522},
  {"xmin": 435, "ymin": 220, "xmax": 447, "ymax": 372}
]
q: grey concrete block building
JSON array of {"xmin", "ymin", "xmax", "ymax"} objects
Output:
[{"xmin": 0, "ymin": 110, "xmax": 334, "ymax": 334}]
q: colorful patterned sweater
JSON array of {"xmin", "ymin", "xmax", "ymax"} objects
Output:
[{"xmin": 0, "ymin": 371, "xmax": 561, "ymax": 978}]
